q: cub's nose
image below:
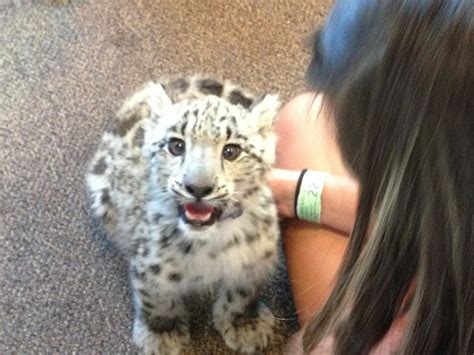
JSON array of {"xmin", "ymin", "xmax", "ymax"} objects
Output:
[{"xmin": 184, "ymin": 184, "xmax": 214, "ymax": 199}]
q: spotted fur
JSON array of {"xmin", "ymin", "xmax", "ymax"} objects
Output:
[{"xmin": 86, "ymin": 75, "xmax": 280, "ymax": 354}]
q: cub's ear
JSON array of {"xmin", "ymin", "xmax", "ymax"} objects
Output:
[
  {"xmin": 250, "ymin": 94, "xmax": 281, "ymax": 133},
  {"xmin": 145, "ymin": 82, "xmax": 173, "ymax": 119}
]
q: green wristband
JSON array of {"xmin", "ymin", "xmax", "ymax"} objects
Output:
[{"xmin": 296, "ymin": 170, "xmax": 327, "ymax": 223}]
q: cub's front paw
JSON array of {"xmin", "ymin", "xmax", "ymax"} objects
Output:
[
  {"xmin": 214, "ymin": 301, "xmax": 275, "ymax": 353},
  {"xmin": 133, "ymin": 315, "xmax": 190, "ymax": 355}
]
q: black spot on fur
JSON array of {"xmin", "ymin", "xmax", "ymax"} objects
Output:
[
  {"xmin": 101, "ymin": 189, "xmax": 110, "ymax": 204},
  {"xmin": 229, "ymin": 90, "xmax": 253, "ymax": 108},
  {"xmin": 141, "ymin": 245, "xmax": 150, "ymax": 257},
  {"xmin": 158, "ymin": 141, "xmax": 166, "ymax": 149},
  {"xmin": 262, "ymin": 216, "xmax": 274, "ymax": 227},
  {"xmin": 237, "ymin": 288, "xmax": 250, "ymax": 298},
  {"xmin": 131, "ymin": 265, "xmax": 146, "ymax": 281},
  {"xmin": 164, "ymin": 227, "xmax": 179, "ymax": 239},
  {"xmin": 179, "ymin": 241, "xmax": 193, "ymax": 255},
  {"xmin": 263, "ymin": 249, "xmax": 275, "ymax": 259},
  {"xmin": 243, "ymin": 147, "xmax": 264, "ymax": 164},
  {"xmin": 164, "ymin": 256, "xmax": 175, "ymax": 264},
  {"xmin": 149, "ymin": 264, "xmax": 161, "ymax": 275},
  {"xmin": 141, "ymin": 308, "xmax": 151, "ymax": 320},
  {"xmin": 222, "ymin": 240, "xmax": 236, "ymax": 252},
  {"xmin": 152, "ymin": 213, "xmax": 163, "ymax": 223},
  {"xmin": 169, "ymin": 125, "xmax": 180, "ymax": 134},
  {"xmin": 142, "ymin": 301, "xmax": 155, "ymax": 309},
  {"xmin": 139, "ymin": 288, "xmax": 150, "ymax": 297},
  {"xmin": 92, "ymin": 157, "xmax": 107, "ymax": 175},
  {"xmin": 208, "ymin": 251, "xmax": 217, "ymax": 259},
  {"xmin": 236, "ymin": 134, "xmax": 248, "ymax": 142},
  {"xmin": 171, "ymin": 78, "xmax": 190, "ymax": 93},
  {"xmin": 244, "ymin": 299, "xmax": 260, "ymax": 317},
  {"xmin": 144, "ymin": 315, "xmax": 179, "ymax": 334},
  {"xmin": 180, "ymin": 121, "xmax": 188, "ymax": 136},
  {"xmin": 132, "ymin": 126, "xmax": 145, "ymax": 148},
  {"xmin": 160, "ymin": 235, "xmax": 173, "ymax": 249},
  {"xmin": 227, "ymin": 291, "xmax": 233, "ymax": 303},
  {"xmin": 231, "ymin": 313, "xmax": 248, "ymax": 327},
  {"xmin": 232, "ymin": 299, "xmax": 260, "ymax": 327},
  {"xmin": 168, "ymin": 272, "xmax": 182, "ymax": 282},
  {"xmin": 198, "ymin": 78, "xmax": 224, "ymax": 97},
  {"xmin": 233, "ymin": 235, "xmax": 240, "ymax": 245},
  {"xmin": 128, "ymin": 155, "xmax": 141, "ymax": 165},
  {"xmin": 244, "ymin": 187, "xmax": 259, "ymax": 198},
  {"xmin": 226, "ymin": 127, "xmax": 232, "ymax": 140},
  {"xmin": 113, "ymin": 112, "xmax": 142, "ymax": 137},
  {"xmin": 245, "ymin": 233, "xmax": 259, "ymax": 244}
]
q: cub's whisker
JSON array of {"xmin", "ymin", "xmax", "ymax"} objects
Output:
[{"xmin": 171, "ymin": 188, "xmax": 187, "ymax": 198}]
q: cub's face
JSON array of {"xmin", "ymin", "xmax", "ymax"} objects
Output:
[{"xmin": 144, "ymin": 85, "xmax": 279, "ymax": 230}]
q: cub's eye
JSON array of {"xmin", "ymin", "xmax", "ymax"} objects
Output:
[
  {"xmin": 167, "ymin": 138, "xmax": 185, "ymax": 156},
  {"xmin": 222, "ymin": 144, "xmax": 242, "ymax": 161}
]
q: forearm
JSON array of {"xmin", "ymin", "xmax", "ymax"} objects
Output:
[
  {"xmin": 268, "ymin": 168, "xmax": 358, "ymax": 234},
  {"xmin": 320, "ymin": 174, "xmax": 358, "ymax": 234}
]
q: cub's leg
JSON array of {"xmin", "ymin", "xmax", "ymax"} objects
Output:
[
  {"xmin": 131, "ymin": 263, "xmax": 190, "ymax": 355},
  {"xmin": 213, "ymin": 282, "xmax": 275, "ymax": 353}
]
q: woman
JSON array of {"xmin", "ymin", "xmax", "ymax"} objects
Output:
[{"xmin": 269, "ymin": 0, "xmax": 473, "ymax": 353}]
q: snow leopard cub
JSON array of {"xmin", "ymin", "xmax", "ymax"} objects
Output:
[{"xmin": 86, "ymin": 76, "xmax": 281, "ymax": 354}]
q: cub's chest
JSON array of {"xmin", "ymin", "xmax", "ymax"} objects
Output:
[
  {"xmin": 139, "ymin": 218, "xmax": 275, "ymax": 289},
  {"xmin": 156, "ymin": 235, "xmax": 263, "ymax": 287}
]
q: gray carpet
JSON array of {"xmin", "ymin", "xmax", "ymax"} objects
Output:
[{"xmin": 1, "ymin": 0, "xmax": 330, "ymax": 353}]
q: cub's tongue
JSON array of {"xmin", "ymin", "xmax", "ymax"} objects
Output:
[{"xmin": 184, "ymin": 202, "xmax": 215, "ymax": 222}]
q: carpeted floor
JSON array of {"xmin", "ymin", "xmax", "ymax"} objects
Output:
[{"xmin": 0, "ymin": 0, "xmax": 330, "ymax": 353}]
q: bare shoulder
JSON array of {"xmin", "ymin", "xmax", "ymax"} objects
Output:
[{"xmin": 275, "ymin": 92, "xmax": 349, "ymax": 176}]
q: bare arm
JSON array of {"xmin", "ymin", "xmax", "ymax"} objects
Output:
[
  {"xmin": 267, "ymin": 168, "xmax": 358, "ymax": 234},
  {"xmin": 272, "ymin": 93, "xmax": 356, "ymax": 325}
]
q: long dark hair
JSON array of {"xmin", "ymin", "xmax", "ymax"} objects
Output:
[{"xmin": 304, "ymin": 0, "xmax": 473, "ymax": 353}]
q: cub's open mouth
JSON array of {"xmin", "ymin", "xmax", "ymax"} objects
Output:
[{"xmin": 180, "ymin": 202, "xmax": 222, "ymax": 227}]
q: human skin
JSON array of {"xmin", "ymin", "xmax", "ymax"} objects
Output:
[{"xmin": 268, "ymin": 92, "xmax": 359, "ymax": 325}]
